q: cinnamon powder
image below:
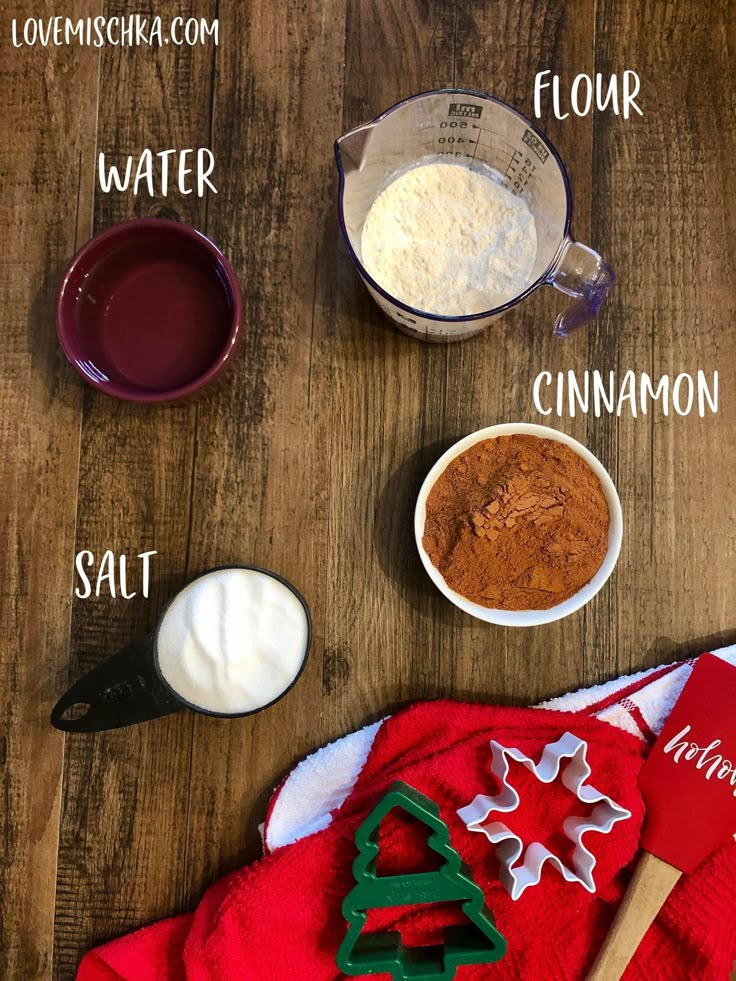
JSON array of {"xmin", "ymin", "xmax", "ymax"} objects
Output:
[{"xmin": 422, "ymin": 435, "xmax": 610, "ymax": 611}]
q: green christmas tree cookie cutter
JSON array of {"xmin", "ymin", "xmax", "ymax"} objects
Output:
[{"xmin": 336, "ymin": 781, "xmax": 507, "ymax": 980}]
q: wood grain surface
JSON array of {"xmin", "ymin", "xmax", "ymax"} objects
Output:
[{"xmin": 1, "ymin": 0, "xmax": 734, "ymax": 977}]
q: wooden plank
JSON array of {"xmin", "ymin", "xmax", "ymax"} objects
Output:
[
  {"xmin": 592, "ymin": 0, "xmax": 735, "ymax": 679},
  {"xmin": 51, "ymin": 3, "xmax": 218, "ymax": 976},
  {"xmin": 180, "ymin": 0, "xmax": 350, "ymax": 902},
  {"xmin": 447, "ymin": 0, "xmax": 600, "ymax": 705},
  {"xmin": 0, "ymin": 4, "xmax": 99, "ymax": 977},
  {"xmin": 322, "ymin": 1, "xmax": 458, "ymax": 750}
]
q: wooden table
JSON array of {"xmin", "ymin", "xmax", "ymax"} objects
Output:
[{"xmin": 2, "ymin": 1, "xmax": 734, "ymax": 977}]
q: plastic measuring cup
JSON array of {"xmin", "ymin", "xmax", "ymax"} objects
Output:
[
  {"xmin": 335, "ymin": 88, "xmax": 614, "ymax": 342},
  {"xmin": 50, "ymin": 566, "xmax": 312, "ymax": 732}
]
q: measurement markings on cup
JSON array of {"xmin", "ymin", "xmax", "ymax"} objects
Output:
[
  {"xmin": 503, "ymin": 149, "xmax": 537, "ymax": 196},
  {"xmin": 436, "ymin": 118, "xmax": 473, "ymax": 158},
  {"xmin": 504, "ymin": 148, "xmax": 523, "ymax": 180},
  {"xmin": 448, "ymin": 102, "xmax": 483, "ymax": 119}
]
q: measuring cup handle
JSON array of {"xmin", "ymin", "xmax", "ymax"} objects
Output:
[
  {"xmin": 546, "ymin": 237, "xmax": 615, "ymax": 337},
  {"xmin": 51, "ymin": 634, "xmax": 181, "ymax": 733}
]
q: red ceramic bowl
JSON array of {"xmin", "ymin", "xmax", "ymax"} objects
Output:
[{"xmin": 56, "ymin": 218, "xmax": 241, "ymax": 403}]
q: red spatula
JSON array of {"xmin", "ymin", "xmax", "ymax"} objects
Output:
[{"xmin": 588, "ymin": 652, "xmax": 736, "ymax": 980}]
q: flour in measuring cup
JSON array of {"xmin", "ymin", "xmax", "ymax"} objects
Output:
[{"xmin": 360, "ymin": 159, "xmax": 537, "ymax": 316}]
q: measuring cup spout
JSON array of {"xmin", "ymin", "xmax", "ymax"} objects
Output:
[
  {"xmin": 547, "ymin": 238, "xmax": 615, "ymax": 337},
  {"xmin": 335, "ymin": 122, "xmax": 376, "ymax": 174},
  {"xmin": 51, "ymin": 635, "xmax": 181, "ymax": 732}
]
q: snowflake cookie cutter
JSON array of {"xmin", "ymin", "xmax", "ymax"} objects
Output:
[{"xmin": 457, "ymin": 731, "xmax": 631, "ymax": 901}]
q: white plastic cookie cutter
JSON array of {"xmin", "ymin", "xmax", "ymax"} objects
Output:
[{"xmin": 457, "ymin": 731, "xmax": 631, "ymax": 900}]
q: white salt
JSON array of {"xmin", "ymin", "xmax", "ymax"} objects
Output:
[{"xmin": 156, "ymin": 568, "xmax": 309, "ymax": 715}]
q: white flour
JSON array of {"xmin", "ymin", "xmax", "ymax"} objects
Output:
[
  {"xmin": 156, "ymin": 568, "xmax": 309, "ymax": 715},
  {"xmin": 360, "ymin": 159, "xmax": 537, "ymax": 316}
]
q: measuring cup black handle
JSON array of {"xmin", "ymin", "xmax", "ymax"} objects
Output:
[{"xmin": 51, "ymin": 634, "xmax": 181, "ymax": 733}]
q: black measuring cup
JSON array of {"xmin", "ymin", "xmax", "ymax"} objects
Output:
[{"xmin": 51, "ymin": 565, "xmax": 312, "ymax": 733}]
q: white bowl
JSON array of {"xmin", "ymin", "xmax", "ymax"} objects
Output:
[{"xmin": 414, "ymin": 423, "xmax": 623, "ymax": 626}]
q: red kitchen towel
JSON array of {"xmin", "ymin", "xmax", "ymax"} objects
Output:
[{"xmin": 76, "ymin": 697, "xmax": 736, "ymax": 980}]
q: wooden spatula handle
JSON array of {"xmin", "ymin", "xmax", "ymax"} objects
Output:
[{"xmin": 587, "ymin": 852, "xmax": 681, "ymax": 981}]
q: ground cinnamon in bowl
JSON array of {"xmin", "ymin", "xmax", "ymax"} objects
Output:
[{"xmin": 421, "ymin": 434, "xmax": 610, "ymax": 611}]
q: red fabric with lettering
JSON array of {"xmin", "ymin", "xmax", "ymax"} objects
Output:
[{"xmin": 77, "ymin": 702, "xmax": 736, "ymax": 980}]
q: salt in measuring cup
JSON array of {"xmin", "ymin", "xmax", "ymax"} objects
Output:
[
  {"xmin": 51, "ymin": 566, "xmax": 312, "ymax": 732},
  {"xmin": 335, "ymin": 88, "xmax": 615, "ymax": 342}
]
